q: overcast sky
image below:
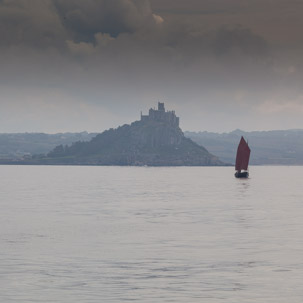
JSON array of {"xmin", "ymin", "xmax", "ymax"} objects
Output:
[{"xmin": 1, "ymin": 0, "xmax": 303, "ymax": 133}]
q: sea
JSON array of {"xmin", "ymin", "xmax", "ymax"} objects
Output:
[{"xmin": 1, "ymin": 165, "xmax": 303, "ymax": 302}]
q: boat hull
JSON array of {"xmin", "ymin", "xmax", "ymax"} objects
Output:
[{"xmin": 235, "ymin": 171, "xmax": 249, "ymax": 178}]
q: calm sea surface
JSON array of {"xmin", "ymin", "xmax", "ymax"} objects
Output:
[{"xmin": 1, "ymin": 165, "xmax": 303, "ymax": 302}]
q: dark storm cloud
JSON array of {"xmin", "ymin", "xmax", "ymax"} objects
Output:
[
  {"xmin": 213, "ymin": 26, "xmax": 268, "ymax": 57},
  {"xmin": 53, "ymin": 0, "xmax": 156, "ymax": 42},
  {"xmin": 0, "ymin": 0, "xmax": 158, "ymax": 47},
  {"xmin": 150, "ymin": 0, "xmax": 242, "ymax": 15},
  {"xmin": 0, "ymin": 0, "xmax": 66, "ymax": 48},
  {"xmin": 0, "ymin": 0, "xmax": 271, "ymax": 56},
  {"xmin": 0, "ymin": 0, "xmax": 271, "ymax": 60}
]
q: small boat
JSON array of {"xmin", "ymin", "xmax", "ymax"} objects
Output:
[{"xmin": 235, "ymin": 136, "xmax": 251, "ymax": 178}]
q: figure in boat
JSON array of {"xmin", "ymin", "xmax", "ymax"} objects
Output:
[{"xmin": 235, "ymin": 136, "xmax": 251, "ymax": 178}]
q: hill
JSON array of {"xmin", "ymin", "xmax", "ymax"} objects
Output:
[
  {"xmin": 185, "ymin": 129, "xmax": 303, "ymax": 165},
  {"xmin": 0, "ymin": 132, "xmax": 96, "ymax": 160}
]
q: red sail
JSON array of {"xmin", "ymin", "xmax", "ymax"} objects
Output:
[{"xmin": 235, "ymin": 136, "xmax": 251, "ymax": 171}]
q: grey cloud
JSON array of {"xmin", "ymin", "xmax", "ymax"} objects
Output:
[
  {"xmin": 0, "ymin": 0, "xmax": 270, "ymax": 61},
  {"xmin": 53, "ymin": 0, "xmax": 156, "ymax": 42},
  {"xmin": 0, "ymin": 0, "xmax": 67, "ymax": 48},
  {"xmin": 0, "ymin": 0, "xmax": 158, "ymax": 48},
  {"xmin": 213, "ymin": 26, "xmax": 268, "ymax": 58}
]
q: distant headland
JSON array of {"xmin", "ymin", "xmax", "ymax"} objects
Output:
[{"xmin": 3, "ymin": 102, "xmax": 223, "ymax": 166}]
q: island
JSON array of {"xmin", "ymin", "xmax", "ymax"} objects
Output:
[{"xmin": 5, "ymin": 103, "xmax": 224, "ymax": 166}]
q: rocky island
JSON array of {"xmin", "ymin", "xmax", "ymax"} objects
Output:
[{"xmin": 24, "ymin": 103, "xmax": 223, "ymax": 166}]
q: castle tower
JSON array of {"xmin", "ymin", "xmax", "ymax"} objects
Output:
[
  {"xmin": 141, "ymin": 102, "xmax": 179, "ymax": 127},
  {"xmin": 158, "ymin": 102, "xmax": 165, "ymax": 111}
]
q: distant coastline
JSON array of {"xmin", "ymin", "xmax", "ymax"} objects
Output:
[
  {"xmin": 185, "ymin": 129, "xmax": 303, "ymax": 165},
  {"xmin": 2, "ymin": 128, "xmax": 303, "ymax": 166}
]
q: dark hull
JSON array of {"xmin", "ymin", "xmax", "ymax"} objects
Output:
[{"xmin": 235, "ymin": 171, "xmax": 249, "ymax": 178}]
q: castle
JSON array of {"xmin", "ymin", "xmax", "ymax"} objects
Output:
[{"xmin": 140, "ymin": 102, "xmax": 180, "ymax": 127}]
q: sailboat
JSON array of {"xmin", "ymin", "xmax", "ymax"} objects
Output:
[{"xmin": 235, "ymin": 136, "xmax": 251, "ymax": 178}]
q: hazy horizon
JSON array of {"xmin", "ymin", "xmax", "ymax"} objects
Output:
[
  {"xmin": 1, "ymin": 0, "xmax": 303, "ymax": 133},
  {"xmin": 3, "ymin": 126, "xmax": 303, "ymax": 136}
]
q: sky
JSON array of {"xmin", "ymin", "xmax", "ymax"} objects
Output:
[{"xmin": 1, "ymin": 0, "xmax": 303, "ymax": 133}]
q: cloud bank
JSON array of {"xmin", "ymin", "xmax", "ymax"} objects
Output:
[{"xmin": 0, "ymin": 0, "xmax": 302, "ymax": 132}]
